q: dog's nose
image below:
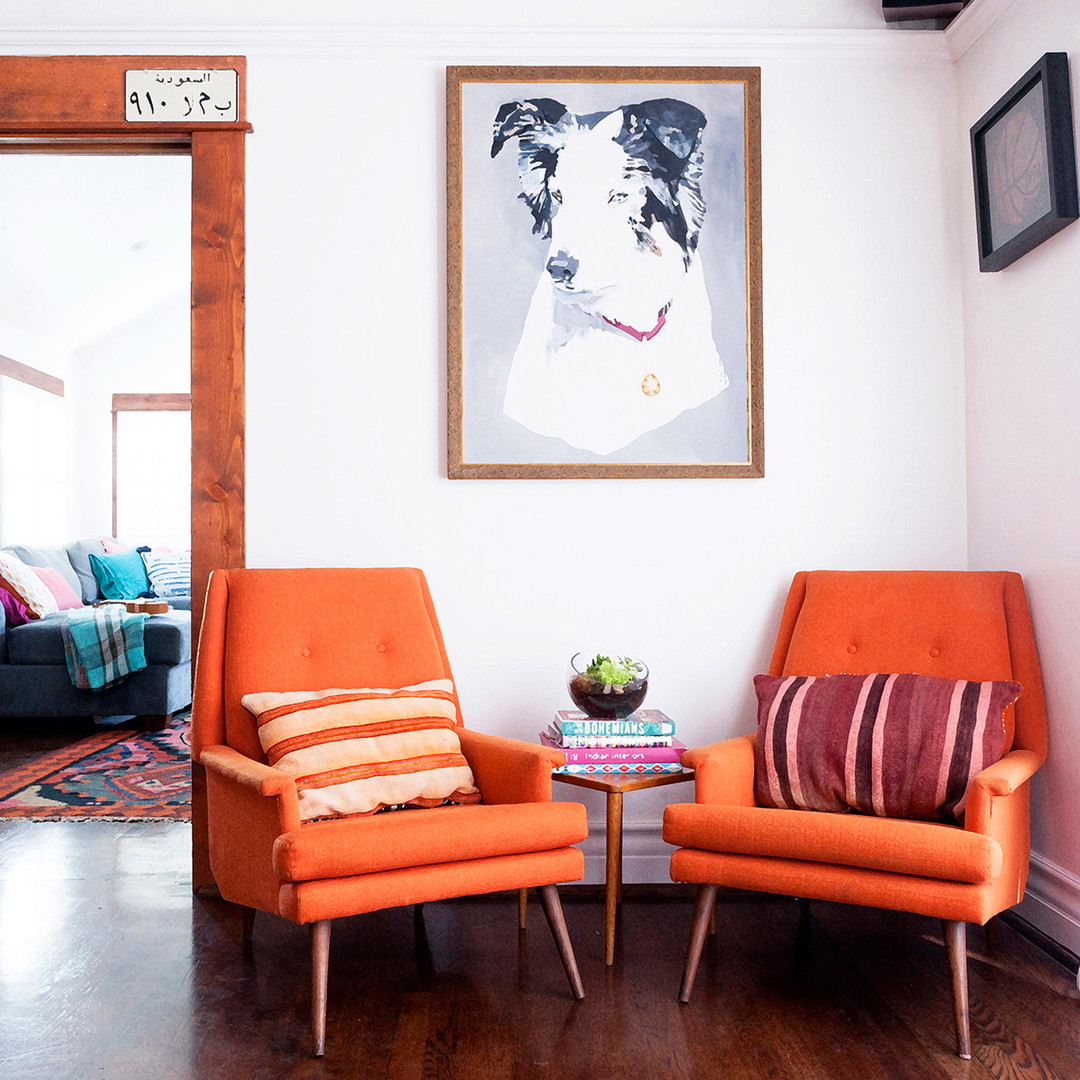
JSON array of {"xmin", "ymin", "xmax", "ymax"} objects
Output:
[{"xmin": 546, "ymin": 250, "xmax": 578, "ymax": 285}]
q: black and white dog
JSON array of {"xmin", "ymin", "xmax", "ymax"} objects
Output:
[{"xmin": 492, "ymin": 97, "xmax": 728, "ymax": 455}]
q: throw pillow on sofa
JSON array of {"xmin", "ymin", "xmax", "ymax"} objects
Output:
[
  {"xmin": 241, "ymin": 679, "xmax": 481, "ymax": 823},
  {"xmin": 2, "ymin": 542, "xmax": 82, "ymax": 598},
  {"xmin": 88, "ymin": 548, "xmax": 152, "ymax": 600},
  {"xmin": 141, "ymin": 550, "xmax": 191, "ymax": 597},
  {"xmin": 30, "ymin": 566, "xmax": 84, "ymax": 610},
  {"xmin": 0, "ymin": 551, "xmax": 59, "ymax": 619},
  {"xmin": 66, "ymin": 537, "xmax": 122, "ymax": 603},
  {"xmin": 0, "ymin": 586, "xmax": 31, "ymax": 627}
]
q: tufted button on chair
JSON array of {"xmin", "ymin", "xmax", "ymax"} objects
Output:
[
  {"xmin": 192, "ymin": 567, "xmax": 588, "ymax": 1055},
  {"xmin": 664, "ymin": 570, "xmax": 1048, "ymax": 1059}
]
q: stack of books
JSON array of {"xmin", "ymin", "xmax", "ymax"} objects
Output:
[{"xmin": 541, "ymin": 709, "xmax": 685, "ymax": 774}]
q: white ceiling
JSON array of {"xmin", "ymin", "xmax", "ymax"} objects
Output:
[
  {"xmin": 0, "ymin": 154, "xmax": 190, "ymax": 351},
  {"xmin": 0, "ymin": 0, "xmax": 893, "ymax": 31}
]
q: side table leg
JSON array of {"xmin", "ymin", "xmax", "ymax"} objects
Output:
[{"xmin": 605, "ymin": 789, "xmax": 624, "ymax": 966}]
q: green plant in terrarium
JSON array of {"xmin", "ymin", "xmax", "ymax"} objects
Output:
[{"xmin": 585, "ymin": 654, "xmax": 644, "ymax": 688}]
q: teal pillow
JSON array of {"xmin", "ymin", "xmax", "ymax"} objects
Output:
[{"xmin": 88, "ymin": 548, "xmax": 151, "ymax": 600}]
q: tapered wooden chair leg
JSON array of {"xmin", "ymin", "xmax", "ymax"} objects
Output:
[
  {"xmin": 536, "ymin": 884, "xmax": 585, "ymax": 1000},
  {"xmin": 943, "ymin": 919, "xmax": 972, "ymax": 1060},
  {"xmin": 241, "ymin": 905, "xmax": 256, "ymax": 943},
  {"xmin": 679, "ymin": 884, "xmax": 718, "ymax": 1003},
  {"xmin": 311, "ymin": 920, "xmax": 331, "ymax": 1057}
]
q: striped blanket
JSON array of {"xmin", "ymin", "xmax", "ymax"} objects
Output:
[{"xmin": 61, "ymin": 606, "xmax": 148, "ymax": 690}]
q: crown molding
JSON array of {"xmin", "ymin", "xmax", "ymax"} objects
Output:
[
  {"xmin": 0, "ymin": 25, "xmax": 954, "ymax": 64},
  {"xmin": 945, "ymin": 0, "xmax": 1022, "ymax": 60}
]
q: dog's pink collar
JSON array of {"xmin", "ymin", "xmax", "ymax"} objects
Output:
[{"xmin": 602, "ymin": 306, "xmax": 669, "ymax": 342}]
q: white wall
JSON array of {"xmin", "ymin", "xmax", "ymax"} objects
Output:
[
  {"xmin": 239, "ymin": 26, "xmax": 968, "ymax": 879},
  {"xmin": 0, "ymin": 2, "xmax": 972, "ymax": 884},
  {"xmin": 67, "ymin": 298, "xmax": 190, "ymax": 541},
  {"xmin": 955, "ymin": 0, "xmax": 1080, "ymax": 950}
]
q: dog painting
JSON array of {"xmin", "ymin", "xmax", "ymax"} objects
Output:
[
  {"xmin": 448, "ymin": 69, "xmax": 762, "ymax": 478},
  {"xmin": 491, "ymin": 97, "xmax": 729, "ymax": 456}
]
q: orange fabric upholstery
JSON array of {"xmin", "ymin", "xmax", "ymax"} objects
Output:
[
  {"xmin": 274, "ymin": 802, "xmax": 588, "ymax": 882},
  {"xmin": 664, "ymin": 803, "xmax": 1002, "ymax": 884},
  {"xmin": 665, "ymin": 571, "xmax": 1048, "ymax": 1056},
  {"xmin": 280, "ymin": 849, "xmax": 585, "ymax": 924},
  {"xmin": 670, "ymin": 849, "xmax": 1009, "ymax": 925},
  {"xmin": 191, "ymin": 567, "xmax": 588, "ymax": 926},
  {"xmin": 667, "ymin": 570, "xmax": 1046, "ymax": 919}
]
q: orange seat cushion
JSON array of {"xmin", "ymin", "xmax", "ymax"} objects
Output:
[
  {"xmin": 663, "ymin": 802, "xmax": 1002, "ymax": 885},
  {"xmin": 273, "ymin": 800, "xmax": 588, "ymax": 882}
]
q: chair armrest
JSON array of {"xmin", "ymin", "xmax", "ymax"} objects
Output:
[
  {"xmin": 200, "ymin": 744, "xmax": 301, "ymax": 834},
  {"xmin": 964, "ymin": 748, "xmax": 1042, "ymax": 836},
  {"xmin": 680, "ymin": 734, "xmax": 757, "ymax": 806},
  {"xmin": 457, "ymin": 728, "xmax": 564, "ymax": 804}
]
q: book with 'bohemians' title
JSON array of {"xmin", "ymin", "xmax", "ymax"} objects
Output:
[
  {"xmin": 545, "ymin": 724, "xmax": 673, "ymax": 748},
  {"xmin": 552, "ymin": 709, "xmax": 676, "ymax": 741}
]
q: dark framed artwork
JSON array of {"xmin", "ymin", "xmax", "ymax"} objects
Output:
[
  {"xmin": 970, "ymin": 52, "xmax": 1078, "ymax": 273},
  {"xmin": 446, "ymin": 66, "xmax": 763, "ymax": 479}
]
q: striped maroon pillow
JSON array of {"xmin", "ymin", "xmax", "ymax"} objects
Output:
[{"xmin": 753, "ymin": 673, "xmax": 1021, "ymax": 823}]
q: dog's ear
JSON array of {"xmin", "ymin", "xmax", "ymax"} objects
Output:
[
  {"xmin": 616, "ymin": 99, "xmax": 707, "ymax": 184},
  {"xmin": 492, "ymin": 98, "xmax": 568, "ymax": 239},
  {"xmin": 615, "ymin": 99, "xmax": 707, "ymax": 262},
  {"xmin": 490, "ymin": 98, "xmax": 568, "ymax": 158}
]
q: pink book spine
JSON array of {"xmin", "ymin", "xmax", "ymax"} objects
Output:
[{"xmin": 540, "ymin": 732, "xmax": 685, "ymax": 763}]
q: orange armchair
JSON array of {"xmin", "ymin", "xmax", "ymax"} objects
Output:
[
  {"xmin": 664, "ymin": 571, "xmax": 1048, "ymax": 1058},
  {"xmin": 191, "ymin": 567, "xmax": 587, "ymax": 1055}
]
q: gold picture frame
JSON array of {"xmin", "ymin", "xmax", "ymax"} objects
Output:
[{"xmin": 447, "ymin": 65, "xmax": 763, "ymax": 479}]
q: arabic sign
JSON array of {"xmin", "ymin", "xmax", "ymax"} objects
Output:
[{"xmin": 124, "ymin": 69, "xmax": 239, "ymax": 123}]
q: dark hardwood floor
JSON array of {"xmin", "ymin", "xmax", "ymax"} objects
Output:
[{"xmin": 0, "ymin": 819, "xmax": 1078, "ymax": 1079}]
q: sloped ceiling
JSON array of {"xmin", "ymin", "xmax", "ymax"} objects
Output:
[{"xmin": 0, "ymin": 154, "xmax": 190, "ymax": 352}]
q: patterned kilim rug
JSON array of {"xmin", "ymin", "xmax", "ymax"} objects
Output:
[{"xmin": 0, "ymin": 711, "xmax": 191, "ymax": 820}]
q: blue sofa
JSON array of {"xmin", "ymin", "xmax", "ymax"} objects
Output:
[{"xmin": 0, "ymin": 539, "xmax": 192, "ymax": 727}]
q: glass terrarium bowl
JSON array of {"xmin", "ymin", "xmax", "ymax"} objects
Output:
[{"xmin": 566, "ymin": 652, "xmax": 649, "ymax": 719}]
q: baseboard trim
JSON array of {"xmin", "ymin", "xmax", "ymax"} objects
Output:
[
  {"xmin": 580, "ymin": 820, "xmax": 670, "ymax": 886},
  {"xmin": 581, "ymin": 829, "xmax": 1080, "ymax": 963},
  {"xmin": 1015, "ymin": 852, "xmax": 1080, "ymax": 960}
]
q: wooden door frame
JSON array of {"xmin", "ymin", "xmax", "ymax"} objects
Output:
[{"xmin": 0, "ymin": 55, "xmax": 249, "ymax": 890}]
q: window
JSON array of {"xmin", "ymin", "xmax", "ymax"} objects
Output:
[{"xmin": 112, "ymin": 394, "xmax": 191, "ymax": 550}]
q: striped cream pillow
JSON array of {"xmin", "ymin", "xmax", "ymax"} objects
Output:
[
  {"xmin": 752, "ymin": 672, "xmax": 1020, "ymax": 823},
  {"xmin": 242, "ymin": 679, "xmax": 480, "ymax": 822}
]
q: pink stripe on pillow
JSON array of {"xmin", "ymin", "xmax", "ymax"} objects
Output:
[
  {"xmin": 783, "ymin": 676, "xmax": 815, "ymax": 810},
  {"xmin": 30, "ymin": 565, "xmax": 84, "ymax": 610},
  {"xmin": 870, "ymin": 673, "xmax": 899, "ymax": 817},
  {"xmin": 843, "ymin": 674, "xmax": 878, "ymax": 810},
  {"xmin": 761, "ymin": 674, "xmax": 798, "ymax": 807}
]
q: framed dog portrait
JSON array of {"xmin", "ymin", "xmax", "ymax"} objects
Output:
[
  {"xmin": 970, "ymin": 52, "xmax": 1078, "ymax": 273},
  {"xmin": 447, "ymin": 66, "xmax": 762, "ymax": 479}
]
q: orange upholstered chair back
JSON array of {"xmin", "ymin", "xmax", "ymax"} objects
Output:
[
  {"xmin": 192, "ymin": 567, "xmax": 460, "ymax": 762},
  {"xmin": 768, "ymin": 571, "xmax": 1048, "ymax": 760}
]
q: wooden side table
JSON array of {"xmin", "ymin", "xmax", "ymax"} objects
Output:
[{"xmin": 545, "ymin": 768, "xmax": 694, "ymax": 965}]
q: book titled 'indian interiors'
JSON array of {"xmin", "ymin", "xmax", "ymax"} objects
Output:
[{"xmin": 542, "ymin": 709, "xmax": 685, "ymax": 774}]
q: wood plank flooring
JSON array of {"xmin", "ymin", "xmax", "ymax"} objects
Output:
[{"xmin": 0, "ymin": 819, "xmax": 1078, "ymax": 1079}]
